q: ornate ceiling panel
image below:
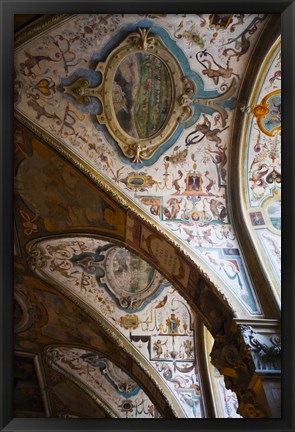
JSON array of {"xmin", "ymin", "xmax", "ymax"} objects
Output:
[
  {"xmin": 14, "ymin": 13, "xmax": 274, "ymax": 317},
  {"xmin": 12, "ymin": 13, "xmax": 282, "ymax": 420},
  {"xmin": 27, "ymin": 236, "xmax": 205, "ymax": 417},
  {"xmin": 14, "ymin": 258, "xmax": 176, "ymax": 417},
  {"xmin": 14, "ymin": 124, "xmax": 237, "ymax": 337},
  {"xmin": 45, "ymin": 346, "xmax": 161, "ymax": 418},
  {"xmin": 14, "ymin": 123, "xmax": 126, "ymax": 238},
  {"xmin": 241, "ymin": 40, "xmax": 281, "ymax": 299}
]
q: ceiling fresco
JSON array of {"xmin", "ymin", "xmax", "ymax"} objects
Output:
[
  {"xmin": 45, "ymin": 346, "xmax": 161, "ymax": 418},
  {"xmin": 27, "ymin": 236, "xmax": 205, "ymax": 418},
  {"xmin": 14, "ymin": 13, "xmax": 277, "ymax": 317},
  {"xmin": 14, "ymin": 123, "xmax": 126, "ymax": 238},
  {"xmin": 44, "ymin": 365, "xmax": 110, "ymax": 418},
  {"xmin": 14, "ymin": 123, "xmax": 238, "ymax": 337},
  {"xmin": 242, "ymin": 42, "xmax": 281, "ymax": 298},
  {"xmin": 13, "ymin": 13, "xmax": 281, "ymax": 420},
  {"xmin": 14, "ymin": 258, "xmax": 176, "ymax": 418}
]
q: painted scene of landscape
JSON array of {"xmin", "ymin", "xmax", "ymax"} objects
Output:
[{"xmin": 112, "ymin": 52, "xmax": 173, "ymax": 139}]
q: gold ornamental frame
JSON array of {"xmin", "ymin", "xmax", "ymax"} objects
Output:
[
  {"xmin": 253, "ymin": 89, "xmax": 281, "ymax": 137},
  {"xmin": 64, "ymin": 28, "xmax": 196, "ymax": 163}
]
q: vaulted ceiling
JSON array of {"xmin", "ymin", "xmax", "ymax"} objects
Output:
[{"xmin": 14, "ymin": 13, "xmax": 281, "ymax": 418}]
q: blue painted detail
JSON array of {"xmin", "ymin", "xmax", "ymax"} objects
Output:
[
  {"xmin": 61, "ymin": 69, "xmax": 102, "ymax": 114},
  {"xmin": 218, "ymin": 97, "xmax": 237, "ymax": 110},
  {"xmin": 61, "ymin": 68, "xmax": 102, "ymax": 87},
  {"xmin": 81, "ymin": 354, "xmax": 141, "ymax": 397},
  {"xmin": 62, "ymin": 20, "xmax": 236, "ymax": 166},
  {"xmin": 200, "ymin": 247, "xmax": 261, "ymax": 314},
  {"xmin": 71, "ymin": 247, "xmax": 169, "ymax": 313}
]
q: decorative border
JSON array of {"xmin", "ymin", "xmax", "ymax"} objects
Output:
[
  {"xmin": 238, "ymin": 37, "xmax": 281, "ymax": 301},
  {"xmin": 64, "ymin": 27, "xmax": 195, "ymax": 162},
  {"xmin": 43, "ymin": 345, "xmax": 118, "ymax": 419}
]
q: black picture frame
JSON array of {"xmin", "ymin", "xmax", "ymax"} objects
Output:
[{"xmin": 1, "ymin": 1, "xmax": 294, "ymax": 431}]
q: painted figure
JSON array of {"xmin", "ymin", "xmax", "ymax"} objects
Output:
[
  {"xmin": 167, "ymin": 313, "xmax": 179, "ymax": 334},
  {"xmin": 186, "ymin": 114, "xmax": 229, "ymax": 146},
  {"xmin": 184, "ymin": 340, "xmax": 194, "ymax": 358},
  {"xmin": 153, "ymin": 339, "xmax": 165, "ymax": 358}
]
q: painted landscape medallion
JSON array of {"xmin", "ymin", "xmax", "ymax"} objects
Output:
[
  {"xmin": 106, "ymin": 247, "xmax": 156, "ymax": 295},
  {"xmin": 113, "ymin": 52, "xmax": 173, "ymax": 139}
]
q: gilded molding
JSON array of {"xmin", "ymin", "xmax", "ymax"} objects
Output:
[
  {"xmin": 64, "ymin": 27, "xmax": 195, "ymax": 162},
  {"xmin": 226, "ymin": 14, "xmax": 281, "ymax": 318},
  {"xmin": 239, "ymin": 37, "xmax": 281, "ymax": 300},
  {"xmin": 15, "ymin": 14, "xmax": 72, "ymax": 47}
]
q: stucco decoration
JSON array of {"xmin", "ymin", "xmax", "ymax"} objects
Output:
[
  {"xmin": 27, "ymin": 236, "xmax": 204, "ymax": 418},
  {"xmin": 45, "ymin": 346, "xmax": 161, "ymax": 418},
  {"xmin": 239, "ymin": 325, "xmax": 281, "ymax": 371},
  {"xmin": 15, "ymin": 14, "xmax": 270, "ymax": 315},
  {"xmin": 243, "ymin": 43, "xmax": 281, "ymax": 296}
]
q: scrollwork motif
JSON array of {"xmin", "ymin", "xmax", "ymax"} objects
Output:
[
  {"xmin": 211, "ymin": 323, "xmax": 281, "ymax": 418},
  {"xmin": 239, "ymin": 325, "xmax": 281, "ymax": 371},
  {"xmin": 63, "ymin": 28, "xmax": 196, "ymax": 162}
]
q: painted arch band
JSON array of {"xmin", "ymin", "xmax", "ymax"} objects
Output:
[{"xmin": 64, "ymin": 28, "xmax": 196, "ymax": 162}]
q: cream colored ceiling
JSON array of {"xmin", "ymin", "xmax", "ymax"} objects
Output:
[
  {"xmin": 45, "ymin": 346, "xmax": 161, "ymax": 418},
  {"xmin": 27, "ymin": 236, "xmax": 205, "ymax": 418},
  {"xmin": 240, "ymin": 41, "xmax": 281, "ymax": 302},
  {"xmin": 13, "ymin": 13, "xmax": 281, "ymax": 419},
  {"xmin": 14, "ymin": 13, "xmax": 277, "ymax": 318}
]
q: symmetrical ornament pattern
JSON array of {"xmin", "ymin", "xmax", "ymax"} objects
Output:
[
  {"xmin": 14, "ymin": 14, "xmax": 271, "ymax": 316},
  {"xmin": 28, "ymin": 236, "xmax": 204, "ymax": 418},
  {"xmin": 64, "ymin": 27, "xmax": 196, "ymax": 163}
]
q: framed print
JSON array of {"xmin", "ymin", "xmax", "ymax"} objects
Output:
[{"xmin": 1, "ymin": 1, "xmax": 294, "ymax": 432}]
